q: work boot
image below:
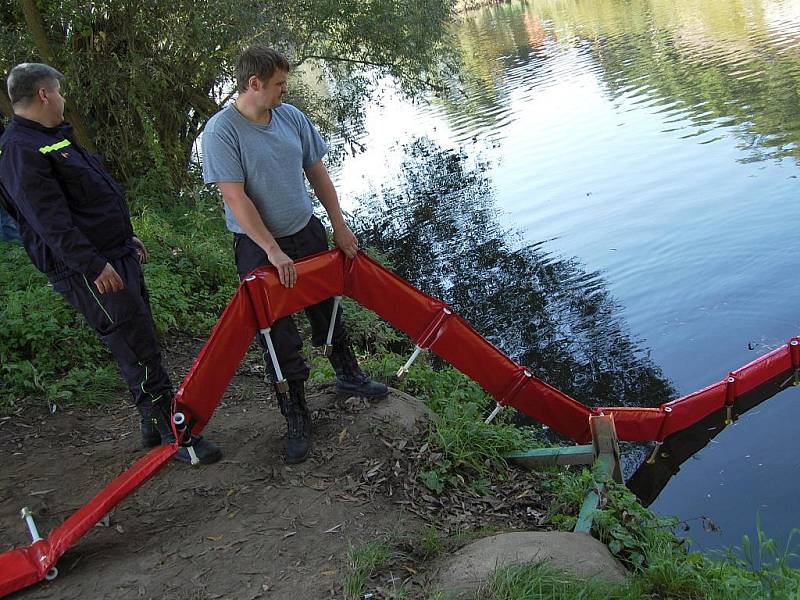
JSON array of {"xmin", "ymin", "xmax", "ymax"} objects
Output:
[
  {"xmin": 140, "ymin": 412, "xmax": 161, "ymax": 448},
  {"xmin": 138, "ymin": 399, "xmax": 223, "ymax": 465},
  {"xmin": 277, "ymin": 380, "xmax": 312, "ymax": 464},
  {"xmin": 329, "ymin": 339, "xmax": 389, "ymax": 398}
]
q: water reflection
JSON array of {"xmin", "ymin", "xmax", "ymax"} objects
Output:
[
  {"xmin": 628, "ymin": 371, "xmax": 794, "ymax": 506},
  {"xmin": 440, "ymin": 0, "xmax": 800, "ymax": 162},
  {"xmin": 335, "ymin": 0, "xmax": 800, "ymax": 559},
  {"xmin": 351, "ymin": 138, "xmax": 674, "ymax": 410}
]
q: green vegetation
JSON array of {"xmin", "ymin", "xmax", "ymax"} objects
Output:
[
  {"xmin": 479, "ymin": 517, "xmax": 800, "ymax": 599},
  {"xmin": 0, "ymin": 0, "xmax": 457, "ymax": 185},
  {"xmin": 481, "ymin": 466, "xmax": 800, "ymax": 598},
  {"xmin": 343, "ymin": 540, "xmax": 394, "ymax": 598},
  {"xmin": 318, "ymin": 305, "xmax": 800, "ymax": 598},
  {"xmin": 0, "ymin": 184, "xmax": 235, "ymax": 410}
]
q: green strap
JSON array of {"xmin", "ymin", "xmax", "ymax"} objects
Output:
[
  {"xmin": 82, "ymin": 275, "xmax": 114, "ymax": 324},
  {"xmin": 39, "ymin": 139, "xmax": 71, "ymax": 154}
]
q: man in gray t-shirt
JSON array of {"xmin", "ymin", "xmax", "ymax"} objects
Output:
[{"xmin": 202, "ymin": 46, "xmax": 388, "ymax": 464}]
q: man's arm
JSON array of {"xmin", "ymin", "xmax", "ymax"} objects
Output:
[
  {"xmin": 216, "ymin": 182, "xmax": 297, "ymax": 288},
  {"xmin": 3, "ymin": 145, "xmax": 123, "ymax": 293},
  {"xmin": 304, "ymin": 160, "xmax": 358, "ymax": 259}
]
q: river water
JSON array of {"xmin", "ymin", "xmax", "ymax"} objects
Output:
[{"xmin": 332, "ymin": 0, "xmax": 800, "ymax": 558}]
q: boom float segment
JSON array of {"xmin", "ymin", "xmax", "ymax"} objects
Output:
[
  {"xmin": 0, "ymin": 445, "xmax": 175, "ymax": 597},
  {"xmin": 1, "ymin": 249, "xmax": 798, "ymax": 597}
]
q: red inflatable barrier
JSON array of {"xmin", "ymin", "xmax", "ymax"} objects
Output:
[
  {"xmin": 0, "ymin": 445, "xmax": 175, "ymax": 597},
  {"xmin": 1, "ymin": 249, "xmax": 797, "ymax": 596}
]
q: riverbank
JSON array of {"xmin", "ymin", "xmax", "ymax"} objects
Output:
[
  {"xmin": 3, "ymin": 337, "xmax": 798, "ymax": 598},
  {"xmin": 1, "ymin": 188, "xmax": 799, "ymax": 597}
]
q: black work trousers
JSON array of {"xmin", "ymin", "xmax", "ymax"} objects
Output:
[
  {"xmin": 234, "ymin": 215, "xmax": 346, "ymax": 382},
  {"xmin": 53, "ymin": 252, "xmax": 172, "ymax": 409}
]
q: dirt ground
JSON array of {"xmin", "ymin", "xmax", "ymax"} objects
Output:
[{"xmin": 0, "ymin": 343, "xmax": 554, "ymax": 600}]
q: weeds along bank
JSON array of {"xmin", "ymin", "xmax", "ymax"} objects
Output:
[
  {"xmin": 331, "ymin": 353, "xmax": 800, "ymax": 598},
  {"xmin": 2, "ymin": 188, "xmax": 799, "ymax": 597}
]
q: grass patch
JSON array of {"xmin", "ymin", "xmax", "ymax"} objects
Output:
[
  {"xmin": 480, "ymin": 562, "xmax": 626, "ymax": 600},
  {"xmin": 343, "ymin": 540, "xmax": 394, "ymax": 599}
]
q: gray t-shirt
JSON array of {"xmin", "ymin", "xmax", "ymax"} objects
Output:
[{"xmin": 201, "ymin": 103, "xmax": 328, "ymax": 237}]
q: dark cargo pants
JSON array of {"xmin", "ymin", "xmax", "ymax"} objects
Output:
[
  {"xmin": 234, "ymin": 215, "xmax": 346, "ymax": 382},
  {"xmin": 53, "ymin": 252, "xmax": 172, "ymax": 409}
]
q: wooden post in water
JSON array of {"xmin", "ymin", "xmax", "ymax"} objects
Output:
[{"xmin": 574, "ymin": 414, "xmax": 622, "ymax": 533}]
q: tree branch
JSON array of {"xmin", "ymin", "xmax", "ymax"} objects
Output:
[
  {"xmin": 20, "ymin": 0, "xmax": 97, "ymax": 152},
  {"xmin": 296, "ymin": 54, "xmax": 446, "ymax": 92}
]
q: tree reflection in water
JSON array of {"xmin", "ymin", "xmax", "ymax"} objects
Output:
[{"xmin": 350, "ymin": 138, "xmax": 675, "ymax": 413}]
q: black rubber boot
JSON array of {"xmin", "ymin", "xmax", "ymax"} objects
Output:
[
  {"xmin": 277, "ymin": 380, "xmax": 312, "ymax": 464},
  {"xmin": 138, "ymin": 400, "xmax": 223, "ymax": 465},
  {"xmin": 329, "ymin": 340, "xmax": 389, "ymax": 398},
  {"xmin": 140, "ymin": 413, "xmax": 161, "ymax": 448}
]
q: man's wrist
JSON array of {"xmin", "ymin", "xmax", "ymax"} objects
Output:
[
  {"xmin": 264, "ymin": 240, "xmax": 281, "ymax": 254},
  {"xmin": 86, "ymin": 256, "xmax": 108, "ymax": 282},
  {"xmin": 331, "ymin": 220, "xmax": 348, "ymax": 231}
]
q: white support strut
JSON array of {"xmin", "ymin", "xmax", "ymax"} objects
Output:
[
  {"xmin": 485, "ymin": 403, "xmax": 504, "ymax": 424},
  {"xmin": 20, "ymin": 507, "xmax": 42, "ymax": 542},
  {"xmin": 396, "ymin": 345, "xmax": 423, "ymax": 380},
  {"xmin": 323, "ymin": 296, "xmax": 342, "ymax": 356},
  {"xmin": 261, "ymin": 328, "xmax": 288, "ymax": 392}
]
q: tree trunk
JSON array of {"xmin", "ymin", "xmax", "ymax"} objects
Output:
[{"xmin": 20, "ymin": 0, "xmax": 97, "ymax": 152}]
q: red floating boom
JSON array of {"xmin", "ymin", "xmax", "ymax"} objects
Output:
[{"xmin": 1, "ymin": 249, "xmax": 797, "ymax": 596}]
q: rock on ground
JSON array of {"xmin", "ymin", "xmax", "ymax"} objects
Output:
[
  {"xmin": 435, "ymin": 531, "xmax": 628, "ymax": 597},
  {"xmin": 364, "ymin": 388, "xmax": 434, "ymax": 434}
]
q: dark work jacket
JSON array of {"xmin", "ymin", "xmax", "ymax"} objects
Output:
[{"xmin": 0, "ymin": 115, "xmax": 135, "ymax": 282}]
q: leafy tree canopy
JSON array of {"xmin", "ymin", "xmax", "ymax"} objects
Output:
[{"xmin": 0, "ymin": 0, "xmax": 457, "ymax": 191}]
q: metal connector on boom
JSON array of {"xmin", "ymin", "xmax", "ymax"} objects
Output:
[{"xmin": 20, "ymin": 507, "xmax": 58, "ymax": 581}]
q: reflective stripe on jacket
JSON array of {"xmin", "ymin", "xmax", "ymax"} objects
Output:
[{"xmin": 0, "ymin": 115, "xmax": 135, "ymax": 281}]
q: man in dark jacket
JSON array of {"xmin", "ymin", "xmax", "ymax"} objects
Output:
[
  {"xmin": 0, "ymin": 119, "xmax": 21, "ymax": 243},
  {"xmin": 0, "ymin": 63, "xmax": 220, "ymax": 464}
]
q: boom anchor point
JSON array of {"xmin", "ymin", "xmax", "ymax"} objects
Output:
[
  {"xmin": 724, "ymin": 376, "xmax": 737, "ymax": 425},
  {"xmin": 21, "ymin": 507, "xmax": 59, "ymax": 581},
  {"xmin": 20, "ymin": 506, "xmax": 42, "ymax": 542},
  {"xmin": 781, "ymin": 340, "xmax": 800, "ymax": 387}
]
